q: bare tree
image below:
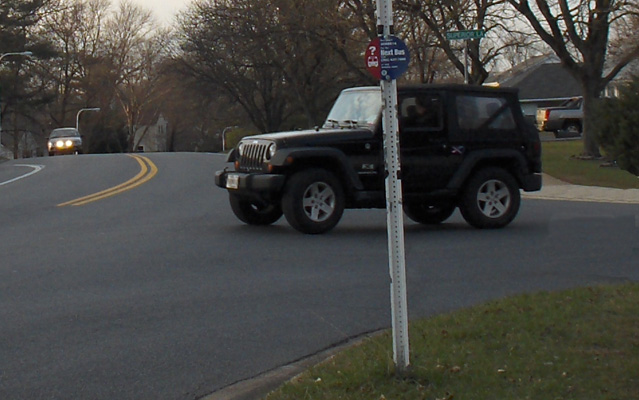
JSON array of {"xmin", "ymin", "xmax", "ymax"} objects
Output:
[
  {"xmin": 396, "ymin": 0, "xmax": 532, "ymax": 84},
  {"xmin": 178, "ymin": 0, "xmax": 295, "ymax": 133},
  {"xmin": 0, "ymin": 0, "xmax": 59, "ymax": 157},
  {"xmin": 507, "ymin": 0, "xmax": 639, "ymax": 157},
  {"xmin": 106, "ymin": 0, "xmax": 169, "ymax": 151},
  {"xmin": 396, "ymin": 7, "xmax": 453, "ymax": 83},
  {"xmin": 177, "ymin": 0, "xmax": 378, "ymax": 134},
  {"xmin": 264, "ymin": 0, "xmax": 370, "ymax": 126},
  {"xmin": 35, "ymin": 0, "xmax": 110, "ymax": 127},
  {"xmin": 331, "ymin": 0, "xmax": 379, "ymax": 82}
]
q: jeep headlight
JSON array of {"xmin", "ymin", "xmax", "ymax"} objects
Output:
[
  {"xmin": 237, "ymin": 142, "xmax": 245, "ymax": 156},
  {"xmin": 265, "ymin": 143, "xmax": 276, "ymax": 161}
]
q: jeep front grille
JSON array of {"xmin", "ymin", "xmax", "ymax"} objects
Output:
[{"xmin": 238, "ymin": 142, "xmax": 268, "ymax": 172}]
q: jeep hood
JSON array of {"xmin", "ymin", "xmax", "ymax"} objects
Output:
[{"xmin": 243, "ymin": 127, "xmax": 377, "ymax": 147}]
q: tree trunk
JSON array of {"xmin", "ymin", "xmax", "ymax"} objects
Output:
[{"xmin": 581, "ymin": 81, "xmax": 602, "ymax": 158}]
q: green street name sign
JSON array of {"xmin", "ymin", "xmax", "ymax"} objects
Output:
[{"xmin": 446, "ymin": 29, "xmax": 485, "ymax": 40}]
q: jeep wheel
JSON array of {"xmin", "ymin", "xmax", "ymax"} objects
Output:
[
  {"xmin": 229, "ymin": 194, "xmax": 283, "ymax": 225},
  {"xmin": 404, "ymin": 203, "xmax": 455, "ymax": 225},
  {"xmin": 459, "ymin": 168, "xmax": 520, "ymax": 229},
  {"xmin": 282, "ymin": 169, "xmax": 345, "ymax": 234}
]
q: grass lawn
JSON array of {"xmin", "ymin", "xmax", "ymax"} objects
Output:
[
  {"xmin": 265, "ymin": 284, "xmax": 639, "ymax": 400},
  {"xmin": 542, "ymin": 140, "xmax": 639, "ymax": 189}
]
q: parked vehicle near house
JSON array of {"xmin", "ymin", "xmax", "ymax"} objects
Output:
[
  {"xmin": 216, "ymin": 85, "xmax": 542, "ymax": 234},
  {"xmin": 536, "ymin": 97, "xmax": 583, "ymax": 138},
  {"xmin": 47, "ymin": 128, "xmax": 83, "ymax": 156}
]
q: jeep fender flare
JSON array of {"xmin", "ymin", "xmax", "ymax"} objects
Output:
[
  {"xmin": 270, "ymin": 147, "xmax": 365, "ymax": 191},
  {"xmin": 447, "ymin": 149, "xmax": 529, "ymax": 190}
]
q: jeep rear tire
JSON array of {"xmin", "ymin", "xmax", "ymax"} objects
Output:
[
  {"xmin": 282, "ymin": 169, "xmax": 345, "ymax": 234},
  {"xmin": 229, "ymin": 194, "xmax": 283, "ymax": 225},
  {"xmin": 459, "ymin": 168, "xmax": 520, "ymax": 229},
  {"xmin": 404, "ymin": 203, "xmax": 455, "ymax": 225}
]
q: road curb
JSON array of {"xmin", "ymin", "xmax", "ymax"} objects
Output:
[
  {"xmin": 523, "ymin": 175, "xmax": 639, "ymax": 204},
  {"xmin": 201, "ymin": 330, "xmax": 385, "ymax": 400}
]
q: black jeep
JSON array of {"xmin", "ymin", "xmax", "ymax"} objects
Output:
[{"xmin": 215, "ymin": 84, "xmax": 542, "ymax": 234}]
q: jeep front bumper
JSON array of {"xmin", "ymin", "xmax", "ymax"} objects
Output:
[{"xmin": 215, "ymin": 170, "xmax": 286, "ymax": 197}]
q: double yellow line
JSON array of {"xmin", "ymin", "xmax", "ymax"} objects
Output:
[{"xmin": 58, "ymin": 154, "xmax": 158, "ymax": 207}]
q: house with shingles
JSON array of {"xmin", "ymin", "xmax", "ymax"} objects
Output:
[
  {"xmin": 487, "ymin": 54, "xmax": 637, "ymax": 124},
  {"xmin": 0, "ymin": 131, "xmax": 39, "ymax": 159},
  {"xmin": 486, "ymin": 55, "xmax": 582, "ymax": 124},
  {"xmin": 134, "ymin": 115, "xmax": 168, "ymax": 152}
]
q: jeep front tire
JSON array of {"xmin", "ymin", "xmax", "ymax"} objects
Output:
[
  {"xmin": 282, "ymin": 168, "xmax": 345, "ymax": 234},
  {"xmin": 229, "ymin": 194, "xmax": 283, "ymax": 225},
  {"xmin": 459, "ymin": 168, "xmax": 520, "ymax": 229}
]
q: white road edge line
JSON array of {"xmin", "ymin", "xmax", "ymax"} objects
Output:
[{"xmin": 0, "ymin": 164, "xmax": 45, "ymax": 186}]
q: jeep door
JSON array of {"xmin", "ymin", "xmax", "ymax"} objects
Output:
[{"xmin": 398, "ymin": 91, "xmax": 457, "ymax": 193}]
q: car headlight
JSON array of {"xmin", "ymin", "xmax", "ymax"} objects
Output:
[
  {"xmin": 56, "ymin": 140, "xmax": 65, "ymax": 148},
  {"xmin": 65, "ymin": 140, "xmax": 73, "ymax": 147},
  {"xmin": 237, "ymin": 142, "xmax": 245, "ymax": 156},
  {"xmin": 265, "ymin": 143, "xmax": 276, "ymax": 161}
]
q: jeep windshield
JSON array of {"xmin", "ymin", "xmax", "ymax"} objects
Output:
[{"xmin": 323, "ymin": 87, "xmax": 381, "ymax": 129}]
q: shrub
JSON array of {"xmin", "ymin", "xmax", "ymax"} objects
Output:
[{"xmin": 592, "ymin": 75, "xmax": 639, "ymax": 176}]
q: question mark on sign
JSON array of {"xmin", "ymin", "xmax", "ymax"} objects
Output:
[{"xmin": 369, "ymin": 45, "xmax": 376, "ymax": 55}]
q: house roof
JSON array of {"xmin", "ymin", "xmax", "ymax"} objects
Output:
[{"xmin": 488, "ymin": 55, "xmax": 582, "ymax": 101}]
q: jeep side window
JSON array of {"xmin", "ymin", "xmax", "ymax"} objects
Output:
[
  {"xmin": 456, "ymin": 95, "xmax": 515, "ymax": 131},
  {"xmin": 456, "ymin": 95, "xmax": 481, "ymax": 130},
  {"xmin": 399, "ymin": 95, "xmax": 443, "ymax": 131},
  {"xmin": 482, "ymin": 99, "xmax": 516, "ymax": 130}
]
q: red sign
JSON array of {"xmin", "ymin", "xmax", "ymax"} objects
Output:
[{"xmin": 365, "ymin": 38, "xmax": 382, "ymax": 80}]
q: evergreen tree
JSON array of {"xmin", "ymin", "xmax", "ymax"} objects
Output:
[
  {"xmin": 0, "ymin": 0, "xmax": 47, "ymax": 52},
  {"xmin": 592, "ymin": 76, "xmax": 639, "ymax": 176},
  {"xmin": 0, "ymin": 0, "xmax": 54, "ymax": 156}
]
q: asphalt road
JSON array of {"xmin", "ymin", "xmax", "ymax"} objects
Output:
[{"xmin": 1, "ymin": 153, "xmax": 637, "ymax": 400}]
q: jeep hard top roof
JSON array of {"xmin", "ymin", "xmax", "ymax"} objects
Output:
[
  {"xmin": 343, "ymin": 84, "xmax": 518, "ymax": 95},
  {"xmin": 399, "ymin": 83, "xmax": 519, "ymax": 95}
]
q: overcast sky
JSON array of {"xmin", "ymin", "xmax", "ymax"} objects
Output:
[{"xmin": 129, "ymin": 0, "xmax": 192, "ymax": 25}]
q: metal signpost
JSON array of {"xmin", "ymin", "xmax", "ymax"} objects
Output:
[
  {"xmin": 445, "ymin": 29, "xmax": 485, "ymax": 84},
  {"xmin": 369, "ymin": 0, "xmax": 411, "ymax": 373}
]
